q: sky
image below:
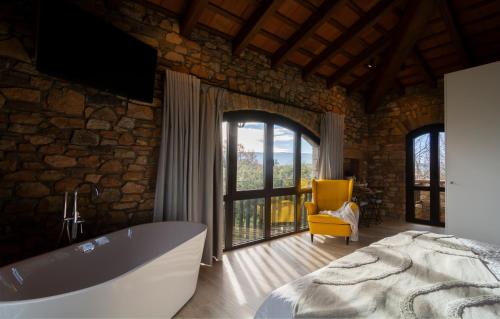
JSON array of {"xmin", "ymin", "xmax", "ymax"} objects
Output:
[{"xmin": 222, "ymin": 122, "xmax": 315, "ymax": 154}]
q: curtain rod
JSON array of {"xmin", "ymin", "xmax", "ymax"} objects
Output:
[{"xmin": 156, "ymin": 61, "xmax": 324, "ymax": 115}]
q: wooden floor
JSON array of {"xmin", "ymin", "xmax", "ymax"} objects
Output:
[{"xmin": 175, "ymin": 219, "xmax": 443, "ymax": 318}]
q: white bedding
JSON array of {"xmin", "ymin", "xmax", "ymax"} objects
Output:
[{"xmin": 255, "ymin": 231, "xmax": 500, "ymax": 319}]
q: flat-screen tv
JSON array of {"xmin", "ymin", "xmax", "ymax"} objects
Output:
[{"xmin": 36, "ymin": 0, "xmax": 157, "ymax": 103}]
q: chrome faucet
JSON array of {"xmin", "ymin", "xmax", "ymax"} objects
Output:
[
  {"xmin": 57, "ymin": 183, "xmax": 101, "ymax": 246},
  {"xmin": 70, "ymin": 182, "xmax": 102, "ymax": 241}
]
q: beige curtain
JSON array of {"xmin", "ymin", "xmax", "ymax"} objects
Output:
[
  {"xmin": 154, "ymin": 69, "xmax": 224, "ymax": 264},
  {"xmin": 198, "ymin": 84, "xmax": 225, "ymax": 263},
  {"xmin": 318, "ymin": 112, "xmax": 344, "ymax": 179}
]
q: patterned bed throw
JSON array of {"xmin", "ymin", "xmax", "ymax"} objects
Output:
[{"xmin": 291, "ymin": 231, "xmax": 500, "ymax": 318}]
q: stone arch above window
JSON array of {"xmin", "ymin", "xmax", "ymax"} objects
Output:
[{"xmin": 221, "ymin": 90, "xmax": 321, "ymax": 137}]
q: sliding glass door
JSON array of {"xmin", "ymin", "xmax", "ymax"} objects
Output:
[
  {"xmin": 223, "ymin": 111, "xmax": 319, "ymax": 250},
  {"xmin": 406, "ymin": 124, "xmax": 445, "ymax": 226}
]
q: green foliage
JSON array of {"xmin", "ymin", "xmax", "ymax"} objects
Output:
[
  {"xmin": 228, "ymin": 144, "xmax": 315, "ymax": 244},
  {"xmin": 236, "ymin": 143, "xmax": 264, "ymax": 190}
]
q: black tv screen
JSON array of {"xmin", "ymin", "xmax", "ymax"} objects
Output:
[{"xmin": 36, "ymin": 0, "xmax": 157, "ymax": 103}]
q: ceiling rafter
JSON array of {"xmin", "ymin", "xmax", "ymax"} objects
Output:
[
  {"xmin": 302, "ymin": 0, "xmax": 398, "ymax": 80},
  {"xmin": 274, "ymin": 12, "xmax": 300, "ymax": 28},
  {"xmin": 273, "ymin": 12, "xmax": 348, "ymax": 51},
  {"xmin": 131, "ymin": 0, "xmax": 177, "ymax": 18},
  {"xmin": 207, "ymin": 3, "xmax": 244, "ymax": 24},
  {"xmin": 365, "ymin": 0, "xmax": 436, "ymax": 113},
  {"xmin": 233, "ymin": 0, "xmax": 286, "ymax": 56},
  {"xmin": 271, "ymin": 0, "xmax": 348, "ymax": 67},
  {"xmin": 327, "ymin": 35, "xmax": 390, "ymax": 88},
  {"xmin": 437, "ymin": 0, "xmax": 473, "ymax": 67},
  {"xmin": 294, "ymin": 0, "xmax": 317, "ymax": 12},
  {"xmin": 311, "ymin": 33, "xmax": 332, "ymax": 47},
  {"xmin": 347, "ymin": 69, "xmax": 376, "ymax": 93},
  {"xmin": 180, "ymin": 0, "xmax": 209, "ymax": 37},
  {"xmin": 259, "ymin": 29, "xmax": 286, "ymax": 44},
  {"xmin": 328, "ymin": 18, "xmax": 347, "ymax": 32},
  {"xmin": 412, "ymin": 48, "xmax": 436, "ymax": 87},
  {"xmin": 346, "ymin": 0, "xmax": 364, "ymax": 16}
]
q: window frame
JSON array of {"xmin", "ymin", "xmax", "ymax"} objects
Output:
[
  {"xmin": 223, "ymin": 111, "xmax": 319, "ymax": 250},
  {"xmin": 405, "ymin": 123, "xmax": 445, "ymax": 227}
]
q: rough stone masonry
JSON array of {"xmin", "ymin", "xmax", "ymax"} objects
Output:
[{"xmin": 0, "ymin": 0, "xmax": 442, "ymax": 265}]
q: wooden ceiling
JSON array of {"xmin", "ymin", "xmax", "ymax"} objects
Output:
[{"xmin": 143, "ymin": 0, "xmax": 500, "ymax": 112}]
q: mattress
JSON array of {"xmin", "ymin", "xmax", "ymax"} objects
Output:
[{"xmin": 255, "ymin": 231, "xmax": 500, "ymax": 318}]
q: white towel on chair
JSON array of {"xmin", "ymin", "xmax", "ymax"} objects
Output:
[{"xmin": 320, "ymin": 202, "xmax": 359, "ymax": 241}]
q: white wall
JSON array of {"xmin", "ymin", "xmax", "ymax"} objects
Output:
[{"xmin": 445, "ymin": 61, "xmax": 500, "ymax": 245}]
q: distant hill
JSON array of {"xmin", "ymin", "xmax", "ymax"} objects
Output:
[{"xmin": 252, "ymin": 152, "xmax": 312, "ymax": 165}]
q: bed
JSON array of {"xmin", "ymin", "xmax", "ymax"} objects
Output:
[{"xmin": 255, "ymin": 231, "xmax": 500, "ymax": 318}]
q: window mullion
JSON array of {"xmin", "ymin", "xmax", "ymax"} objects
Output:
[
  {"xmin": 226, "ymin": 121, "xmax": 238, "ymax": 248},
  {"xmin": 264, "ymin": 122, "xmax": 273, "ymax": 239},
  {"xmin": 430, "ymin": 129, "xmax": 440, "ymax": 225},
  {"xmin": 294, "ymin": 133, "xmax": 301, "ymax": 232}
]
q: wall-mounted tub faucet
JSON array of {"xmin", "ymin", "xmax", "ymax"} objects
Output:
[
  {"xmin": 57, "ymin": 183, "xmax": 102, "ymax": 246},
  {"xmin": 71, "ymin": 182, "xmax": 102, "ymax": 241}
]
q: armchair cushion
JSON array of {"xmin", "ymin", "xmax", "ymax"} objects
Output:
[
  {"xmin": 304, "ymin": 202, "xmax": 317, "ymax": 215},
  {"xmin": 312, "ymin": 179, "xmax": 353, "ymax": 211},
  {"xmin": 308, "ymin": 214, "xmax": 349, "ymax": 225}
]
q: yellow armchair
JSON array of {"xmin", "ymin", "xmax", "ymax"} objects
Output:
[{"xmin": 305, "ymin": 179, "xmax": 359, "ymax": 244}]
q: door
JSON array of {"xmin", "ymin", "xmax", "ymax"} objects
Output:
[
  {"xmin": 406, "ymin": 124, "xmax": 445, "ymax": 226},
  {"xmin": 222, "ymin": 111, "xmax": 319, "ymax": 250},
  {"xmin": 445, "ymin": 62, "xmax": 500, "ymax": 245}
]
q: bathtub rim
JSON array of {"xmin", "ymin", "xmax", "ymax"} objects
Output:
[{"xmin": 0, "ymin": 221, "xmax": 207, "ymax": 304}]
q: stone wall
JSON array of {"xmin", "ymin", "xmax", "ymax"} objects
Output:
[
  {"xmin": 366, "ymin": 85, "xmax": 444, "ymax": 219},
  {"xmin": 0, "ymin": 0, "xmax": 368, "ymax": 265},
  {"xmin": 0, "ymin": 0, "xmax": 442, "ymax": 266},
  {"xmin": 0, "ymin": 63, "xmax": 162, "ymax": 265},
  {"xmin": 344, "ymin": 94, "xmax": 369, "ymax": 182},
  {"xmin": 221, "ymin": 89, "xmax": 322, "ymax": 136}
]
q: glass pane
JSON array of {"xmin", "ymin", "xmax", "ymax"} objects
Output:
[
  {"xmin": 439, "ymin": 132, "xmax": 445, "ymax": 187},
  {"xmin": 271, "ymin": 195, "xmax": 295, "ymax": 237},
  {"xmin": 222, "ymin": 122, "xmax": 228, "ymax": 195},
  {"xmin": 414, "ymin": 133, "xmax": 431, "ymax": 187},
  {"xmin": 233, "ymin": 198, "xmax": 265, "ymax": 245},
  {"xmin": 414, "ymin": 190, "xmax": 430, "ymax": 221},
  {"xmin": 237, "ymin": 122, "xmax": 264, "ymax": 191},
  {"xmin": 440, "ymin": 191, "xmax": 445, "ymax": 224},
  {"xmin": 298, "ymin": 192, "xmax": 312, "ymax": 230},
  {"xmin": 300, "ymin": 135, "xmax": 319, "ymax": 189},
  {"xmin": 273, "ymin": 125, "xmax": 295, "ymax": 188}
]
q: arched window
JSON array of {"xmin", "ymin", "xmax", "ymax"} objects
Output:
[
  {"xmin": 222, "ymin": 111, "xmax": 320, "ymax": 249},
  {"xmin": 406, "ymin": 124, "xmax": 445, "ymax": 226}
]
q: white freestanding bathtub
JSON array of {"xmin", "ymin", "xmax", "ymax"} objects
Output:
[{"xmin": 0, "ymin": 221, "xmax": 207, "ymax": 318}]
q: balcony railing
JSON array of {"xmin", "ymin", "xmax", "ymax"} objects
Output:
[{"xmin": 231, "ymin": 193, "xmax": 311, "ymax": 246}]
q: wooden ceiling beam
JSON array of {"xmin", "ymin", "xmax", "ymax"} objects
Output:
[
  {"xmin": 130, "ymin": 0, "xmax": 177, "ymax": 18},
  {"xmin": 365, "ymin": 0, "xmax": 436, "ymax": 113},
  {"xmin": 347, "ymin": 70, "xmax": 376, "ymax": 93},
  {"xmin": 311, "ymin": 34, "xmax": 332, "ymax": 47},
  {"xmin": 327, "ymin": 35, "xmax": 390, "ymax": 88},
  {"xmin": 412, "ymin": 48, "xmax": 436, "ymax": 87},
  {"xmin": 346, "ymin": 0, "xmax": 364, "ymax": 16},
  {"xmin": 328, "ymin": 18, "xmax": 347, "ymax": 33},
  {"xmin": 271, "ymin": 0, "xmax": 348, "ymax": 67},
  {"xmin": 437, "ymin": 0, "xmax": 472, "ymax": 67},
  {"xmin": 302, "ymin": 0, "xmax": 398, "ymax": 80},
  {"xmin": 274, "ymin": 12, "xmax": 300, "ymax": 28},
  {"xmin": 295, "ymin": 0, "xmax": 317, "ymax": 12},
  {"xmin": 180, "ymin": 0, "xmax": 209, "ymax": 37},
  {"xmin": 233, "ymin": 0, "xmax": 285, "ymax": 56},
  {"xmin": 259, "ymin": 29, "xmax": 286, "ymax": 44},
  {"xmin": 207, "ymin": 3, "xmax": 244, "ymax": 24}
]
